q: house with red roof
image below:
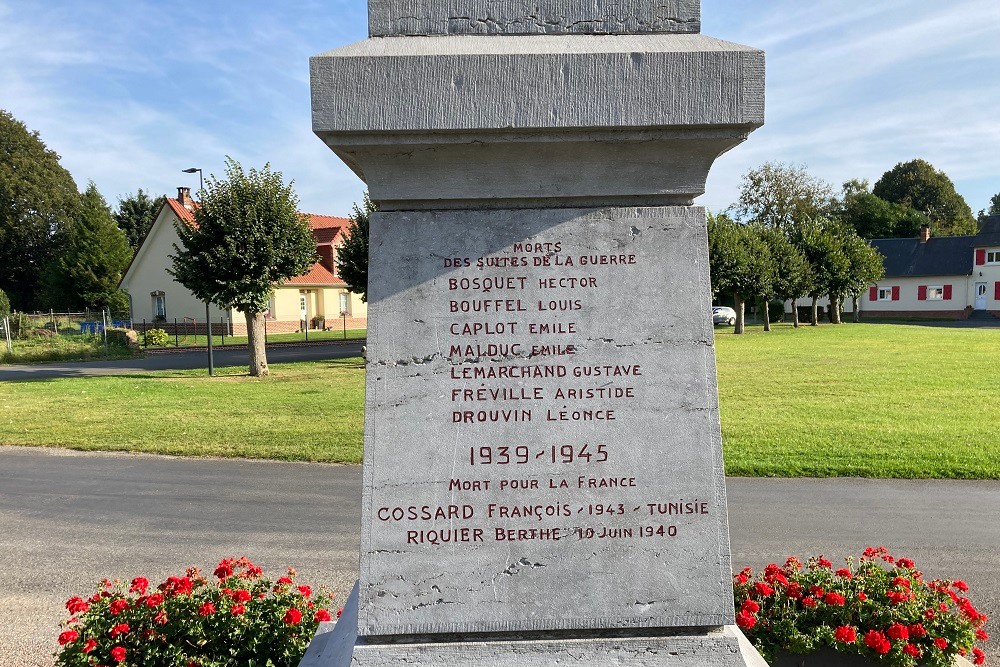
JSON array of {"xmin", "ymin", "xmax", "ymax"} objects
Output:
[{"xmin": 119, "ymin": 187, "xmax": 367, "ymax": 334}]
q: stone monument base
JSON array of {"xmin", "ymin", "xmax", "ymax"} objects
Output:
[{"xmin": 300, "ymin": 583, "xmax": 769, "ymax": 667}]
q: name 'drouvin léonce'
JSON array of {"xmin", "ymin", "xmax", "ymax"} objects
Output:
[{"xmin": 373, "ymin": 240, "xmax": 714, "ymax": 549}]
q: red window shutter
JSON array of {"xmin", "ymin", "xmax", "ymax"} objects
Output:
[
  {"xmin": 995, "ymin": 282, "xmax": 1000, "ymax": 300},
  {"xmin": 917, "ymin": 285, "xmax": 927, "ymax": 301},
  {"xmin": 943, "ymin": 285, "xmax": 952, "ymax": 300},
  {"xmin": 976, "ymin": 249, "xmax": 986, "ymax": 265},
  {"xmin": 869, "ymin": 286, "xmax": 878, "ymax": 301},
  {"xmin": 892, "ymin": 286, "xmax": 900, "ymax": 301}
]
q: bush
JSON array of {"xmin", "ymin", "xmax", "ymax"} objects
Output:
[
  {"xmin": 0, "ymin": 288, "xmax": 9, "ymax": 317},
  {"xmin": 143, "ymin": 328, "xmax": 170, "ymax": 347},
  {"xmin": 55, "ymin": 557, "xmax": 336, "ymax": 667},
  {"xmin": 734, "ymin": 547, "xmax": 988, "ymax": 667},
  {"xmin": 106, "ymin": 328, "xmax": 139, "ymax": 350}
]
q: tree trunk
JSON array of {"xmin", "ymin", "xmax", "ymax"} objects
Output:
[
  {"xmin": 830, "ymin": 295, "xmax": 842, "ymax": 324},
  {"xmin": 763, "ymin": 300, "xmax": 771, "ymax": 332},
  {"xmin": 852, "ymin": 295, "xmax": 860, "ymax": 323},
  {"xmin": 792, "ymin": 298, "xmax": 799, "ymax": 328},
  {"xmin": 734, "ymin": 292, "xmax": 745, "ymax": 335},
  {"xmin": 245, "ymin": 310, "xmax": 269, "ymax": 377},
  {"xmin": 810, "ymin": 296, "xmax": 818, "ymax": 326}
]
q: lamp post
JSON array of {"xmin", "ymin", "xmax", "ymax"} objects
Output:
[{"xmin": 182, "ymin": 167, "xmax": 213, "ymax": 376}]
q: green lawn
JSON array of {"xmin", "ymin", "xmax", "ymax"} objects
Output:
[
  {"xmin": 2, "ymin": 323, "xmax": 999, "ymax": 477},
  {"xmin": 716, "ymin": 323, "xmax": 1000, "ymax": 478}
]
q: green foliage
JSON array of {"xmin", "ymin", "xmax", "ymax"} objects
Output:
[
  {"xmin": 977, "ymin": 192, "xmax": 1000, "ymax": 223},
  {"xmin": 758, "ymin": 226, "xmax": 811, "ymax": 304},
  {"xmin": 872, "ymin": 159, "xmax": 976, "ymax": 236},
  {"xmin": 143, "ymin": 328, "xmax": 170, "ymax": 347},
  {"xmin": 733, "ymin": 548, "xmax": 987, "ymax": 667},
  {"xmin": 0, "ymin": 109, "xmax": 80, "ymax": 310},
  {"xmin": 169, "ymin": 158, "xmax": 316, "ymax": 315},
  {"xmin": 731, "ymin": 162, "xmax": 836, "ymax": 230},
  {"xmin": 40, "ymin": 182, "xmax": 133, "ymax": 310},
  {"xmin": 54, "ymin": 557, "xmax": 335, "ymax": 667},
  {"xmin": 0, "ymin": 287, "xmax": 9, "ymax": 317},
  {"xmin": 838, "ymin": 183, "xmax": 930, "ymax": 240},
  {"xmin": 794, "ymin": 218, "xmax": 850, "ymax": 299},
  {"xmin": 114, "ymin": 188, "xmax": 165, "ymax": 249},
  {"xmin": 105, "ymin": 328, "xmax": 138, "ymax": 350},
  {"xmin": 336, "ymin": 191, "xmax": 374, "ymax": 302}
]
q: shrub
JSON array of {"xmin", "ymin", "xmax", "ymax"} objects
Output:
[
  {"xmin": 55, "ymin": 557, "xmax": 336, "ymax": 667},
  {"xmin": 0, "ymin": 288, "xmax": 9, "ymax": 317},
  {"xmin": 144, "ymin": 328, "xmax": 170, "ymax": 347},
  {"xmin": 734, "ymin": 547, "xmax": 988, "ymax": 667},
  {"xmin": 106, "ymin": 328, "xmax": 139, "ymax": 350}
]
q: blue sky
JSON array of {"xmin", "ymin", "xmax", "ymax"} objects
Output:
[{"xmin": 2, "ymin": 0, "xmax": 998, "ymax": 218}]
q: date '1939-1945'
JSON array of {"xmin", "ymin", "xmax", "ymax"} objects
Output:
[{"xmin": 469, "ymin": 444, "xmax": 608, "ymax": 465}]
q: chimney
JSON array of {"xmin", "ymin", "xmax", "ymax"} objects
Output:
[
  {"xmin": 919, "ymin": 224, "xmax": 930, "ymax": 243},
  {"xmin": 177, "ymin": 186, "xmax": 193, "ymax": 210}
]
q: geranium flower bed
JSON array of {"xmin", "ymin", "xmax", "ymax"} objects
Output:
[
  {"xmin": 734, "ymin": 547, "xmax": 988, "ymax": 667},
  {"xmin": 55, "ymin": 557, "xmax": 337, "ymax": 667}
]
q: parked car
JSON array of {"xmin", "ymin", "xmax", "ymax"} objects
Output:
[{"xmin": 712, "ymin": 306, "xmax": 736, "ymax": 326}]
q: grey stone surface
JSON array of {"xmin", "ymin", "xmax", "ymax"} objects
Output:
[
  {"xmin": 311, "ymin": 34, "xmax": 764, "ymax": 133},
  {"xmin": 369, "ymin": 0, "xmax": 700, "ymax": 36},
  {"xmin": 358, "ymin": 206, "xmax": 733, "ymax": 636}
]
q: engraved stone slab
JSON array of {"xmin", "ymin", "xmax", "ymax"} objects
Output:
[
  {"xmin": 368, "ymin": 0, "xmax": 700, "ymax": 36},
  {"xmin": 359, "ymin": 206, "xmax": 734, "ymax": 637}
]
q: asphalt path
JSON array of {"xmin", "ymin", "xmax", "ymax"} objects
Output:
[
  {"xmin": 1, "ymin": 447, "xmax": 997, "ymax": 666},
  {"xmin": 0, "ymin": 341, "xmax": 365, "ymax": 380}
]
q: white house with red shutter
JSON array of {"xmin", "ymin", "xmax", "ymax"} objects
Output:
[{"xmin": 859, "ymin": 215, "xmax": 1000, "ymax": 320}]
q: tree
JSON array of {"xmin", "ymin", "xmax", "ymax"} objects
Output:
[
  {"xmin": 978, "ymin": 192, "xmax": 1000, "ymax": 223},
  {"xmin": 336, "ymin": 191, "xmax": 375, "ymax": 302},
  {"xmin": 872, "ymin": 159, "xmax": 976, "ymax": 236},
  {"xmin": 0, "ymin": 109, "xmax": 80, "ymax": 310},
  {"xmin": 115, "ymin": 189, "xmax": 165, "ymax": 250},
  {"xmin": 795, "ymin": 218, "xmax": 849, "ymax": 326},
  {"xmin": 0, "ymin": 288, "xmax": 9, "ymax": 317},
  {"xmin": 837, "ymin": 179, "xmax": 930, "ymax": 240},
  {"xmin": 840, "ymin": 231, "xmax": 885, "ymax": 323},
  {"xmin": 730, "ymin": 162, "xmax": 836, "ymax": 231},
  {"xmin": 169, "ymin": 158, "xmax": 316, "ymax": 377},
  {"xmin": 707, "ymin": 214, "xmax": 775, "ymax": 334},
  {"xmin": 40, "ymin": 182, "xmax": 133, "ymax": 312},
  {"xmin": 759, "ymin": 226, "xmax": 811, "ymax": 329}
]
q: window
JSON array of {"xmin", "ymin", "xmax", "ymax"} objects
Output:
[
  {"xmin": 927, "ymin": 286, "xmax": 944, "ymax": 300},
  {"xmin": 987, "ymin": 249, "xmax": 1000, "ymax": 264},
  {"xmin": 878, "ymin": 288, "xmax": 893, "ymax": 301},
  {"xmin": 339, "ymin": 292, "xmax": 350, "ymax": 315},
  {"xmin": 151, "ymin": 292, "xmax": 166, "ymax": 319}
]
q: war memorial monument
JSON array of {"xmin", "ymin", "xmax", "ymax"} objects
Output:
[{"xmin": 303, "ymin": 0, "xmax": 766, "ymax": 664}]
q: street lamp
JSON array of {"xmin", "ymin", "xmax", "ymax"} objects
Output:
[{"xmin": 182, "ymin": 167, "xmax": 213, "ymax": 376}]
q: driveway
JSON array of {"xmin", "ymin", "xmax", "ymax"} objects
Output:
[
  {"xmin": 0, "ymin": 341, "xmax": 364, "ymax": 381},
  {"xmin": 1, "ymin": 447, "xmax": 996, "ymax": 667}
]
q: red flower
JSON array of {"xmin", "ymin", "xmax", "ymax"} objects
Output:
[
  {"xmin": 160, "ymin": 575, "xmax": 193, "ymax": 596},
  {"xmin": 214, "ymin": 559, "xmax": 234, "ymax": 579},
  {"xmin": 146, "ymin": 593, "xmax": 165, "ymax": 607},
  {"xmin": 886, "ymin": 590, "xmax": 909, "ymax": 605},
  {"xmin": 817, "ymin": 557, "xmax": 833, "ymax": 569},
  {"xmin": 809, "ymin": 586, "xmax": 825, "ymax": 597},
  {"xmin": 198, "ymin": 602, "xmax": 216, "ymax": 616},
  {"xmin": 802, "ymin": 596, "xmax": 817, "ymax": 608},
  {"xmin": 734, "ymin": 568, "xmax": 752, "ymax": 585},
  {"xmin": 337, "ymin": 608, "xmax": 343, "ymax": 618},
  {"xmin": 785, "ymin": 556, "xmax": 802, "ymax": 569},
  {"xmin": 65, "ymin": 596, "xmax": 89, "ymax": 615},
  {"xmin": 283, "ymin": 607, "xmax": 303, "ymax": 625},
  {"xmin": 231, "ymin": 604, "xmax": 246, "ymax": 616},
  {"xmin": 934, "ymin": 638, "xmax": 949, "ymax": 650},
  {"xmin": 864, "ymin": 630, "xmax": 891, "ymax": 655},
  {"xmin": 835, "ymin": 568, "xmax": 853, "ymax": 579},
  {"xmin": 857, "ymin": 592, "xmax": 868, "ymax": 601},
  {"xmin": 231, "ymin": 589, "xmax": 252, "ymax": 603},
  {"xmin": 903, "ymin": 644, "xmax": 921, "ymax": 657},
  {"xmin": 909, "ymin": 624, "xmax": 927, "ymax": 638},
  {"xmin": 754, "ymin": 582, "xmax": 774, "ymax": 597},
  {"xmin": 785, "ymin": 583, "xmax": 803, "ymax": 599},
  {"xmin": 953, "ymin": 580, "xmax": 969, "ymax": 592},
  {"xmin": 298, "ymin": 585, "xmax": 313, "ymax": 598},
  {"xmin": 315, "ymin": 609, "xmax": 332, "ymax": 622},
  {"xmin": 109, "ymin": 622, "xmax": 130, "ymax": 639},
  {"xmin": 897, "ymin": 558, "xmax": 915, "ymax": 569},
  {"xmin": 834, "ymin": 626, "xmax": 857, "ymax": 643},
  {"xmin": 975, "ymin": 629, "xmax": 989, "ymax": 641},
  {"xmin": 57, "ymin": 630, "xmax": 79, "ymax": 645},
  {"xmin": 82, "ymin": 639, "xmax": 96, "ymax": 653},
  {"xmin": 892, "ymin": 577, "xmax": 911, "ymax": 589},
  {"xmin": 741, "ymin": 599, "xmax": 760, "ymax": 614},
  {"xmin": 823, "ymin": 592, "xmax": 845, "ymax": 606},
  {"xmin": 886, "ymin": 623, "xmax": 909, "ymax": 641},
  {"xmin": 735, "ymin": 610, "xmax": 756, "ymax": 630},
  {"xmin": 973, "ymin": 648, "xmax": 985, "ymax": 665},
  {"xmin": 277, "ymin": 576, "xmax": 293, "ymax": 586},
  {"xmin": 154, "ymin": 609, "xmax": 168, "ymax": 625},
  {"xmin": 111, "ymin": 646, "xmax": 126, "ymax": 663},
  {"xmin": 129, "ymin": 577, "xmax": 149, "ymax": 594},
  {"xmin": 109, "ymin": 599, "xmax": 129, "ymax": 616}
]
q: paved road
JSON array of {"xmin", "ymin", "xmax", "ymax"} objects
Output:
[
  {"xmin": 0, "ymin": 341, "xmax": 365, "ymax": 381},
  {"xmin": 1, "ymin": 447, "xmax": 996, "ymax": 666}
]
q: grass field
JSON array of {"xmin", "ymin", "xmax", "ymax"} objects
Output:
[
  {"xmin": 2, "ymin": 323, "xmax": 999, "ymax": 477},
  {"xmin": 715, "ymin": 323, "xmax": 1000, "ymax": 478}
]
